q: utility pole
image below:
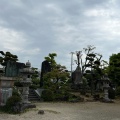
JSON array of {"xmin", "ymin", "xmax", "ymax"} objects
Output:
[
  {"xmin": 70, "ymin": 52, "xmax": 75, "ymax": 77},
  {"xmin": 76, "ymin": 51, "xmax": 82, "ymax": 68}
]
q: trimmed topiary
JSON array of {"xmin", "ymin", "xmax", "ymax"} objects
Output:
[
  {"xmin": 12, "ymin": 88, "xmax": 20, "ymax": 97},
  {"xmin": 116, "ymin": 86, "xmax": 120, "ymax": 96},
  {"xmin": 41, "ymin": 89, "xmax": 54, "ymax": 101},
  {"xmin": 30, "ymin": 84, "xmax": 39, "ymax": 89},
  {"xmin": 14, "ymin": 81, "xmax": 23, "ymax": 87},
  {"xmin": 6, "ymin": 95, "xmax": 21, "ymax": 112},
  {"xmin": 108, "ymin": 88, "xmax": 115, "ymax": 99}
]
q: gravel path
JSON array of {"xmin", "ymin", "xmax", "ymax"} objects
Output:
[{"xmin": 0, "ymin": 101, "xmax": 120, "ymax": 120}]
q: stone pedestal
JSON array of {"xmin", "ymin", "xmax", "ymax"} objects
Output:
[{"xmin": 0, "ymin": 77, "xmax": 16, "ymax": 106}]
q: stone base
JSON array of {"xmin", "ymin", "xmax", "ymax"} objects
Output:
[
  {"xmin": 21, "ymin": 103, "xmax": 36, "ymax": 111},
  {"xmin": 101, "ymin": 98, "xmax": 114, "ymax": 103},
  {"xmin": 22, "ymin": 101, "xmax": 31, "ymax": 104},
  {"xmin": 12, "ymin": 102, "xmax": 36, "ymax": 113}
]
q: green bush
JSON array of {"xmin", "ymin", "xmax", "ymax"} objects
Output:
[
  {"xmin": 30, "ymin": 78, "xmax": 40, "ymax": 89},
  {"xmin": 41, "ymin": 89, "xmax": 54, "ymax": 101},
  {"xmin": 5, "ymin": 95, "xmax": 21, "ymax": 113},
  {"xmin": 30, "ymin": 84, "xmax": 39, "ymax": 89},
  {"xmin": 14, "ymin": 81, "xmax": 23, "ymax": 87},
  {"xmin": 32, "ymin": 78, "xmax": 40, "ymax": 85},
  {"xmin": 108, "ymin": 88, "xmax": 115, "ymax": 99},
  {"xmin": 12, "ymin": 88, "xmax": 20, "ymax": 97},
  {"xmin": 54, "ymin": 93, "xmax": 65, "ymax": 101},
  {"xmin": 116, "ymin": 86, "xmax": 120, "ymax": 96},
  {"xmin": 6, "ymin": 95, "xmax": 21, "ymax": 107},
  {"xmin": 68, "ymin": 94, "xmax": 84, "ymax": 102}
]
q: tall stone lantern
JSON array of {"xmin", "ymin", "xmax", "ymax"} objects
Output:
[
  {"xmin": 20, "ymin": 61, "xmax": 34, "ymax": 104},
  {"xmin": 101, "ymin": 74, "xmax": 111, "ymax": 102}
]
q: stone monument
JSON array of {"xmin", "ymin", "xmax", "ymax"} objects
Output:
[
  {"xmin": 5, "ymin": 61, "xmax": 25, "ymax": 77},
  {"xmin": 0, "ymin": 67, "xmax": 16, "ymax": 106},
  {"xmin": 40, "ymin": 60, "xmax": 51, "ymax": 87},
  {"xmin": 72, "ymin": 51, "xmax": 82, "ymax": 85},
  {"xmin": 0, "ymin": 61, "xmax": 25, "ymax": 106}
]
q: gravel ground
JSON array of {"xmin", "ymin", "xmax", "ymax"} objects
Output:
[{"xmin": 0, "ymin": 101, "xmax": 120, "ymax": 120}]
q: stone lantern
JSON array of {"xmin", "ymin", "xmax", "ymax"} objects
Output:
[
  {"xmin": 101, "ymin": 74, "xmax": 111, "ymax": 102},
  {"xmin": 20, "ymin": 61, "xmax": 34, "ymax": 104}
]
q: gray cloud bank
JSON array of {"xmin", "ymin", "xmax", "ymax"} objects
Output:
[{"xmin": 0, "ymin": 0, "xmax": 120, "ymax": 70}]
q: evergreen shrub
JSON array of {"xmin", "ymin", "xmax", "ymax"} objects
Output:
[
  {"xmin": 108, "ymin": 88, "xmax": 115, "ymax": 99},
  {"xmin": 41, "ymin": 89, "xmax": 54, "ymax": 101},
  {"xmin": 30, "ymin": 84, "xmax": 39, "ymax": 89},
  {"xmin": 5, "ymin": 95, "xmax": 21, "ymax": 112},
  {"xmin": 14, "ymin": 81, "xmax": 23, "ymax": 87},
  {"xmin": 116, "ymin": 86, "xmax": 120, "ymax": 96},
  {"xmin": 12, "ymin": 88, "xmax": 20, "ymax": 97}
]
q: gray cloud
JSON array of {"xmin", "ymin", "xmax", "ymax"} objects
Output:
[{"xmin": 0, "ymin": 0, "xmax": 120, "ymax": 70}]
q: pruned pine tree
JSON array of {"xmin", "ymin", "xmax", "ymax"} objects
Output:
[
  {"xmin": 43, "ymin": 53, "xmax": 70, "ymax": 100},
  {"xmin": 0, "ymin": 51, "xmax": 18, "ymax": 66}
]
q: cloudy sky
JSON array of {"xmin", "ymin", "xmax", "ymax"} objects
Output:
[{"xmin": 0, "ymin": 0, "xmax": 120, "ymax": 71}]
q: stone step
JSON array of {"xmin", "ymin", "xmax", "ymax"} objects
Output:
[
  {"xmin": 28, "ymin": 89, "xmax": 40, "ymax": 101},
  {"xmin": 28, "ymin": 98, "xmax": 40, "ymax": 101}
]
